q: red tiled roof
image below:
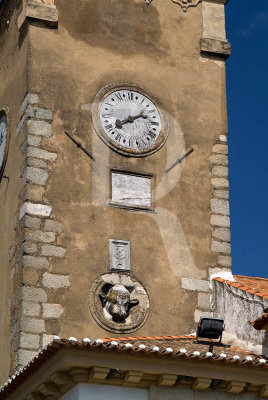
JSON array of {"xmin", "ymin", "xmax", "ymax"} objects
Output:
[
  {"xmin": 0, "ymin": 336, "xmax": 267, "ymax": 398},
  {"xmin": 213, "ymin": 275, "xmax": 268, "ymax": 299}
]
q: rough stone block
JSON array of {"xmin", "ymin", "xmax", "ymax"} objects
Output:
[
  {"xmin": 27, "ymin": 135, "xmax": 42, "ymax": 147},
  {"xmin": 211, "ymin": 240, "xmax": 231, "ymax": 254},
  {"xmin": 23, "ymin": 241, "xmax": 38, "ymax": 254},
  {"xmin": 27, "ymin": 147, "xmax": 57, "ymax": 162},
  {"xmin": 42, "ymin": 272, "xmax": 70, "ymax": 289},
  {"xmin": 212, "ymin": 228, "xmax": 230, "ymax": 242},
  {"xmin": 212, "ymin": 166, "xmax": 228, "ymax": 177},
  {"xmin": 217, "ymin": 255, "xmax": 232, "ymax": 267},
  {"xmin": 17, "ymin": 349, "xmax": 37, "ymax": 367},
  {"xmin": 181, "ymin": 277, "xmax": 210, "ymax": 292},
  {"xmin": 197, "ymin": 293, "xmax": 211, "ymax": 309},
  {"xmin": 201, "ymin": 38, "xmax": 231, "ymax": 58},
  {"xmin": 27, "ymin": 120, "xmax": 52, "ymax": 138},
  {"xmin": 44, "ymin": 220, "xmax": 63, "ymax": 234},
  {"xmin": 29, "ymin": 106, "xmax": 53, "ymax": 120},
  {"xmin": 213, "ymin": 190, "xmax": 229, "ymax": 199},
  {"xmin": 42, "ymin": 334, "xmax": 54, "ymax": 347},
  {"xmin": 21, "ymin": 287, "xmax": 47, "ymax": 303},
  {"xmin": 211, "ymin": 178, "xmax": 229, "ymax": 188},
  {"xmin": 24, "ymin": 185, "xmax": 45, "ymax": 203},
  {"xmin": 21, "ymin": 301, "xmax": 41, "ymax": 317},
  {"xmin": 20, "ymin": 202, "xmax": 52, "ymax": 219},
  {"xmin": 27, "ymin": 158, "xmax": 47, "ymax": 169},
  {"xmin": 209, "ymin": 154, "xmax": 228, "ymax": 166},
  {"xmin": 41, "ymin": 245, "xmax": 65, "ymax": 258},
  {"xmin": 194, "ymin": 310, "xmax": 213, "ymax": 323},
  {"xmin": 21, "ymin": 317, "xmax": 45, "ymax": 333},
  {"xmin": 20, "ymin": 332, "xmax": 40, "ymax": 349},
  {"xmin": 25, "ymin": 230, "xmax": 55, "ymax": 244},
  {"xmin": 212, "ymin": 144, "xmax": 228, "ymax": 155},
  {"xmin": 23, "ymin": 167, "xmax": 48, "ymax": 186},
  {"xmin": 21, "ymin": 93, "xmax": 39, "ymax": 112},
  {"xmin": 16, "ymin": 114, "xmax": 27, "ymax": 136},
  {"xmin": 21, "ymin": 255, "xmax": 49, "ymax": 270},
  {"xmin": 210, "ymin": 214, "xmax": 230, "ymax": 228},
  {"xmin": 219, "ymin": 135, "xmax": 227, "ymax": 142},
  {"xmin": 210, "ymin": 199, "xmax": 229, "ymax": 215},
  {"xmin": 23, "ymin": 268, "xmax": 39, "ymax": 286},
  {"xmin": 23, "ymin": 215, "xmax": 42, "ymax": 230},
  {"xmin": 43, "ymin": 303, "xmax": 63, "ymax": 318}
]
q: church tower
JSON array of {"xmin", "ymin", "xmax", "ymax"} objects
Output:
[{"xmin": 0, "ymin": 0, "xmax": 231, "ymax": 382}]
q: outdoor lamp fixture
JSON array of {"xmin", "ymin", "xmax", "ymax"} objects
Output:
[{"xmin": 194, "ymin": 317, "xmax": 231, "ymax": 353}]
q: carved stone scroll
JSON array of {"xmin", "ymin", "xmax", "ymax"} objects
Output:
[{"xmin": 172, "ymin": 0, "xmax": 201, "ymax": 13}]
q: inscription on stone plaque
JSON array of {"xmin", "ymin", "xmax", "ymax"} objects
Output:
[
  {"xmin": 109, "ymin": 239, "xmax": 130, "ymax": 271},
  {"xmin": 111, "ymin": 172, "xmax": 152, "ymax": 208}
]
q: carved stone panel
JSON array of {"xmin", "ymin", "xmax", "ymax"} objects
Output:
[
  {"xmin": 89, "ymin": 273, "xmax": 149, "ymax": 333},
  {"xmin": 111, "ymin": 172, "xmax": 152, "ymax": 208},
  {"xmin": 109, "ymin": 239, "xmax": 130, "ymax": 271}
]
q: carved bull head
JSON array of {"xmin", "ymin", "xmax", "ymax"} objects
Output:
[{"xmin": 100, "ymin": 284, "xmax": 139, "ymax": 322}]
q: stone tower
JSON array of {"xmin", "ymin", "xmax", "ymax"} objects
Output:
[{"xmin": 0, "ymin": 0, "xmax": 231, "ymax": 383}]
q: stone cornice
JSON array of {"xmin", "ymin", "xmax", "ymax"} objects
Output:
[
  {"xmin": 202, "ymin": 0, "xmax": 229, "ymax": 4},
  {"xmin": 17, "ymin": 0, "xmax": 58, "ymax": 30},
  {"xmin": 2, "ymin": 341, "xmax": 268, "ymax": 400}
]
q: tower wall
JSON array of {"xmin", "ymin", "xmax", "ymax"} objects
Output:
[{"xmin": 0, "ymin": 0, "xmax": 231, "ymax": 378}]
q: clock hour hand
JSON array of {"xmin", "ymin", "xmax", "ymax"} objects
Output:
[{"xmin": 115, "ymin": 112, "xmax": 148, "ymax": 127}]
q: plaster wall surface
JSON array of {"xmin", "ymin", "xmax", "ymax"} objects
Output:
[
  {"xmin": 25, "ymin": 0, "xmax": 228, "ymax": 339},
  {"xmin": 213, "ymin": 281, "xmax": 268, "ymax": 355}
]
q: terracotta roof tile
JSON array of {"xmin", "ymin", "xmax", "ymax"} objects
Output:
[{"xmin": 213, "ymin": 275, "xmax": 268, "ymax": 298}]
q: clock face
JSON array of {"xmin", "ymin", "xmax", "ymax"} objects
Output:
[
  {"xmin": 93, "ymin": 84, "xmax": 168, "ymax": 156},
  {"xmin": 0, "ymin": 113, "xmax": 8, "ymax": 179}
]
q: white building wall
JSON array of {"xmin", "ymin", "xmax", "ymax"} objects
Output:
[
  {"xmin": 149, "ymin": 386, "xmax": 261, "ymax": 400},
  {"xmin": 60, "ymin": 383, "xmax": 148, "ymax": 400},
  {"xmin": 212, "ymin": 280, "xmax": 267, "ymax": 355}
]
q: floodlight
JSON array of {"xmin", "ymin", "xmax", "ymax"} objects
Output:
[
  {"xmin": 196, "ymin": 317, "xmax": 224, "ymax": 340},
  {"xmin": 194, "ymin": 317, "xmax": 230, "ymax": 353}
]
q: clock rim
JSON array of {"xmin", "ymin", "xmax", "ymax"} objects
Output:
[
  {"xmin": 0, "ymin": 105, "xmax": 10, "ymax": 182},
  {"xmin": 92, "ymin": 82, "xmax": 169, "ymax": 157}
]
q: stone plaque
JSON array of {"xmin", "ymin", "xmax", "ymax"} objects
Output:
[
  {"xmin": 109, "ymin": 239, "xmax": 130, "ymax": 271},
  {"xmin": 111, "ymin": 172, "xmax": 152, "ymax": 208}
]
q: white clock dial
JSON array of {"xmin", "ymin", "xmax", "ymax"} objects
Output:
[
  {"xmin": 0, "ymin": 115, "xmax": 7, "ymax": 173},
  {"xmin": 99, "ymin": 90, "xmax": 162, "ymax": 152}
]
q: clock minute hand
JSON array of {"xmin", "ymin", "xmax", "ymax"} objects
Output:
[
  {"xmin": 115, "ymin": 112, "xmax": 147, "ymax": 127},
  {"xmin": 128, "ymin": 112, "xmax": 148, "ymax": 122}
]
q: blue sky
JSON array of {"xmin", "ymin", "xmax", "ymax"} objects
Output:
[{"xmin": 226, "ymin": 1, "xmax": 268, "ymax": 278}]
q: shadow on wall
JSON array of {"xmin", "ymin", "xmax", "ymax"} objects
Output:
[{"xmin": 56, "ymin": 0, "xmax": 169, "ymax": 57}]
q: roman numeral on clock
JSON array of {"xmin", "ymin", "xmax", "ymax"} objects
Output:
[
  {"xmin": 151, "ymin": 121, "xmax": 159, "ymax": 126},
  {"xmin": 148, "ymin": 131, "xmax": 156, "ymax": 139},
  {"xmin": 115, "ymin": 133, "xmax": 122, "ymax": 142},
  {"xmin": 115, "ymin": 93, "xmax": 123, "ymax": 101},
  {"xmin": 105, "ymin": 124, "xmax": 113, "ymax": 131},
  {"xmin": 128, "ymin": 92, "xmax": 133, "ymax": 101}
]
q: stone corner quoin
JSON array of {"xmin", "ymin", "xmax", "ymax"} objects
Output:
[{"xmin": 11, "ymin": 93, "xmax": 70, "ymax": 369}]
